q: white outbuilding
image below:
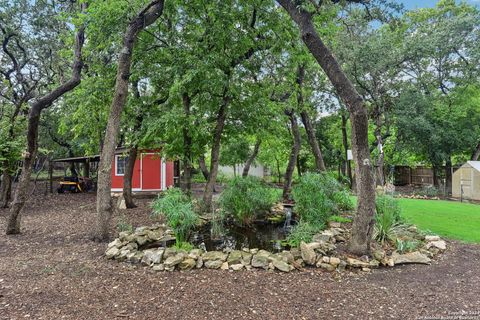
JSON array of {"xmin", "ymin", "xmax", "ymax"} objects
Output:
[{"xmin": 452, "ymin": 161, "xmax": 480, "ymax": 201}]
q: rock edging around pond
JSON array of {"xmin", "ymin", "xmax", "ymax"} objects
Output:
[{"xmin": 105, "ymin": 223, "xmax": 447, "ymax": 273}]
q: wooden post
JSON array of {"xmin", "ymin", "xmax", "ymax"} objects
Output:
[
  {"xmin": 48, "ymin": 160, "xmax": 53, "ymax": 193},
  {"xmin": 84, "ymin": 159, "xmax": 90, "ymax": 178}
]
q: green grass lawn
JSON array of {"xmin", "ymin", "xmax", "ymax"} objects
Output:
[{"xmin": 398, "ymin": 198, "xmax": 480, "ymax": 243}]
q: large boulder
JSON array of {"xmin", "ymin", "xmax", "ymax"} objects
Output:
[
  {"xmin": 241, "ymin": 251, "xmax": 253, "ymax": 265},
  {"xmin": 227, "ymin": 250, "xmax": 243, "ymax": 265},
  {"xmin": 179, "ymin": 258, "xmax": 196, "ymax": 270},
  {"xmin": 272, "ymin": 259, "xmax": 292, "ymax": 272},
  {"xmin": 202, "ymin": 251, "xmax": 227, "ymax": 262},
  {"xmin": 251, "ymin": 250, "xmax": 272, "ymax": 269},
  {"xmin": 105, "ymin": 247, "xmax": 120, "ymax": 259},
  {"xmin": 426, "ymin": 240, "xmax": 446, "ymax": 251},
  {"xmin": 142, "ymin": 249, "xmax": 164, "ymax": 265},
  {"xmin": 346, "ymin": 258, "xmax": 370, "ymax": 268},
  {"xmin": 164, "ymin": 254, "xmax": 184, "ymax": 268},
  {"xmin": 392, "ymin": 251, "xmax": 431, "ymax": 265},
  {"xmin": 300, "ymin": 242, "xmax": 317, "ymax": 265}
]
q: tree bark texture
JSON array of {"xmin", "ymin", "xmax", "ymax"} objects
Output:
[
  {"xmin": 300, "ymin": 111, "xmax": 326, "ymax": 172},
  {"xmin": 341, "ymin": 112, "xmax": 353, "ymax": 187},
  {"xmin": 203, "ymin": 96, "xmax": 229, "ymax": 211},
  {"xmin": 198, "ymin": 155, "xmax": 210, "ymax": 180},
  {"xmin": 181, "ymin": 92, "xmax": 193, "ymax": 195},
  {"xmin": 94, "ymin": 0, "xmax": 165, "ymax": 241},
  {"xmin": 6, "ymin": 20, "xmax": 86, "ymax": 235},
  {"xmin": 277, "ymin": 0, "xmax": 376, "ymax": 255},
  {"xmin": 0, "ymin": 169, "xmax": 12, "ymax": 208},
  {"xmin": 242, "ymin": 138, "xmax": 261, "ymax": 177},
  {"xmin": 123, "ymin": 147, "xmax": 138, "ymax": 209},
  {"xmin": 283, "ymin": 110, "xmax": 301, "ymax": 201},
  {"xmin": 445, "ymin": 157, "xmax": 452, "ymax": 196}
]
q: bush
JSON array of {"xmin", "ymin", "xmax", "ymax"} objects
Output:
[
  {"xmin": 292, "ymin": 173, "xmax": 353, "ymax": 226},
  {"xmin": 374, "ymin": 195, "xmax": 403, "ymax": 243},
  {"xmin": 219, "ymin": 176, "xmax": 279, "ymax": 225},
  {"xmin": 395, "ymin": 238, "xmax": 420, "ymax": 253},
  {"xmin": 415, "ymin": 185, "xmax": 439, "ymax": 197},
  {"xmin": 376, "ymin": 195, "xmax": 402, "ymax": 222},
  {"xmin": 116, "ymin": 215, "xmax": 133, "ymax": 233},
  {"xmin": 151, "ymin": 188, "xmax": 199, "ymax": 245},
  {"xmin": 286, "ymin": 221, "xmax": 324, "ymax": 247}
]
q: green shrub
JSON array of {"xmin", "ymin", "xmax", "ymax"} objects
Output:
[
  {"xmin": 376, "ymin": 195, "xmax": 402, "ymax": 222},
  {"xmin": 219, "ymin": 176, "xmax": 279, "ymax": 225},
  {"xmin": 292, "ymin": 173, "xmax": 353, "ymax": 226},
  {"xmin": 395, "ymin": 238, "xmax": 420, "ymax": 253},
  {"xmin": 374, "ymin": 195, "xmax": 404, "ymax": 243},
  {"xmin": 328, "ymin": 215, "xmax": 352, "ymax": 223},
  {"xmin": 151, "ymin": 188, "xmax": 199, "ymax": 245},
  {"xmin": 286, "ymin": 221, "xmax": 324, "ymax": 247},
  {"xmin": 116, "ymin": 215, "xmax": 133, "ymax": 233},
  {"xmin": 415, "ymin": 185, "xmax": 439, "ymax": 197}
]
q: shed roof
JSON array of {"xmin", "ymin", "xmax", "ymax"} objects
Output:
[{"xmin": 467, "ymin": 161, "xmax": 480, "ymax": 172}]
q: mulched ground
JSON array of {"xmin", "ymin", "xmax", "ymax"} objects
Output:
[{"xmin": 1, "ymin": 189, "xmax": 479, "ymax": 320}]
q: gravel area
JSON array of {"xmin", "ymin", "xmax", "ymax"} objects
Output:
[{"xmin": 1, "ymin": 191, "xmax": 479, "ymax": 320}]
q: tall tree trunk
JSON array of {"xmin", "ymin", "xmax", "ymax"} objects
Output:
[
  {"xmin": 375, "ymin": 134, "xmax": 385, "ymax": 187},
  {"xmin": 6, "ymin": 21, "xmax": 85, "ymax": 235},
  {"xmin": 296, "ymin": 157, "xmax": 302, "ymax": 177},
  {"xmin": 472, "ymin": 141, "xmax": 480, "ymax": 161},
  {"xmin": 278, "ymin": 0, "xmax": 376, "ymax": 255},
  {"xmin": 242, "ymin": 138, "xmax": 261, "ymax": 177},
  {"xmin": 181, "ymin": 93, "xmax": 193, "ymax": 195},
  {"xmin": 198, "ymin": 154, "xmax": 209, "ymax": 180},
  {"xmin": 0, "ymin": 169, "xmax": 12, "ymax": 208},
  {"xmin": 203, "ymin": 96, "xmax": 229, "ymax": 211},
  {"xmin": 283, "ymin": 110, "xmax": 301, "ymax": 201},
  {"xmin": 122, "ymin": 80, "xmax": 143, "ymax": 209},
  {"xmin": 445, "ymin": 157, "xmax": 452, "ymax": 196},
  {"xmin": 300, "ymin": 111, "xmax": 326, "ymax": 172},
  {"xmin": 341, "ymin": 112, "xmax": 353, "ymax": 187},
  {"xmin": 94, "ymin": 0, "xmax": 165, "ymax": 241},
  {"xmin": 123, "ymin": 147, "xmax": 138, "ymax": 209}
]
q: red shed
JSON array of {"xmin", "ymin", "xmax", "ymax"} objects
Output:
[{"xmin": 111, "ymin": 149, "xmax": 175, "ymax": 192}]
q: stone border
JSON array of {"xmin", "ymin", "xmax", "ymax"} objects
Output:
[{"xmin": 105, "ymin": 223, "xmax": 446, "ymax": 273}]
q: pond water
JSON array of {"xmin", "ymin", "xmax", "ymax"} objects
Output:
[{"xmin": 191, "ymin": 207, "xmax": 295, "ymax": 252}]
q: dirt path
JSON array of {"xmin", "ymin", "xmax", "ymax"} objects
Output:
[{"xmin": 1, "ymin": 192, "xmax": 479, "ymax": 320}]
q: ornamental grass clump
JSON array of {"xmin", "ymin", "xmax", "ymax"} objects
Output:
[
  {"xmin": 292, "ymin": 173, "xmax": 353, "ymax": 225},
  {"xmin": 287, "ymin": 173, "xmax": 353, "ymax": 246},
  {"xmin": 219, "ymin": 176, "xmax": 279, "ymax": 225},
  {"xmin": 374, "ymin": 195, "xmax": 405, "ymax": 244},
  {"xmin": 151, "ymin": 188, "xmax": 199, "ymax": 245}
]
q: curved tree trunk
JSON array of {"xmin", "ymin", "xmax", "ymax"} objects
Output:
[
  {"xmin": 300, "ymin": 110, "xmax": 326, "ymax": 172},
  {"xmin": 123, "ymin": 146, "xmax": 138, "ymax": 209},
  {"xmin": 282, "ymin": 110, "xmax": 301, "ymax": 201},
  {"xmin": 278, "ymin": 0, "xmax": 376, "ymax": 256},
  {"xmin": 94, "ymin": 0, "xmax": 165, "ymax": 241},
  {"xmin": 242, "ymin": 138, "xmax": 261, "ymax": 177},
  {"xmin": 6, "ymin": 21, "xmax": 85, "ymax": 235}
]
